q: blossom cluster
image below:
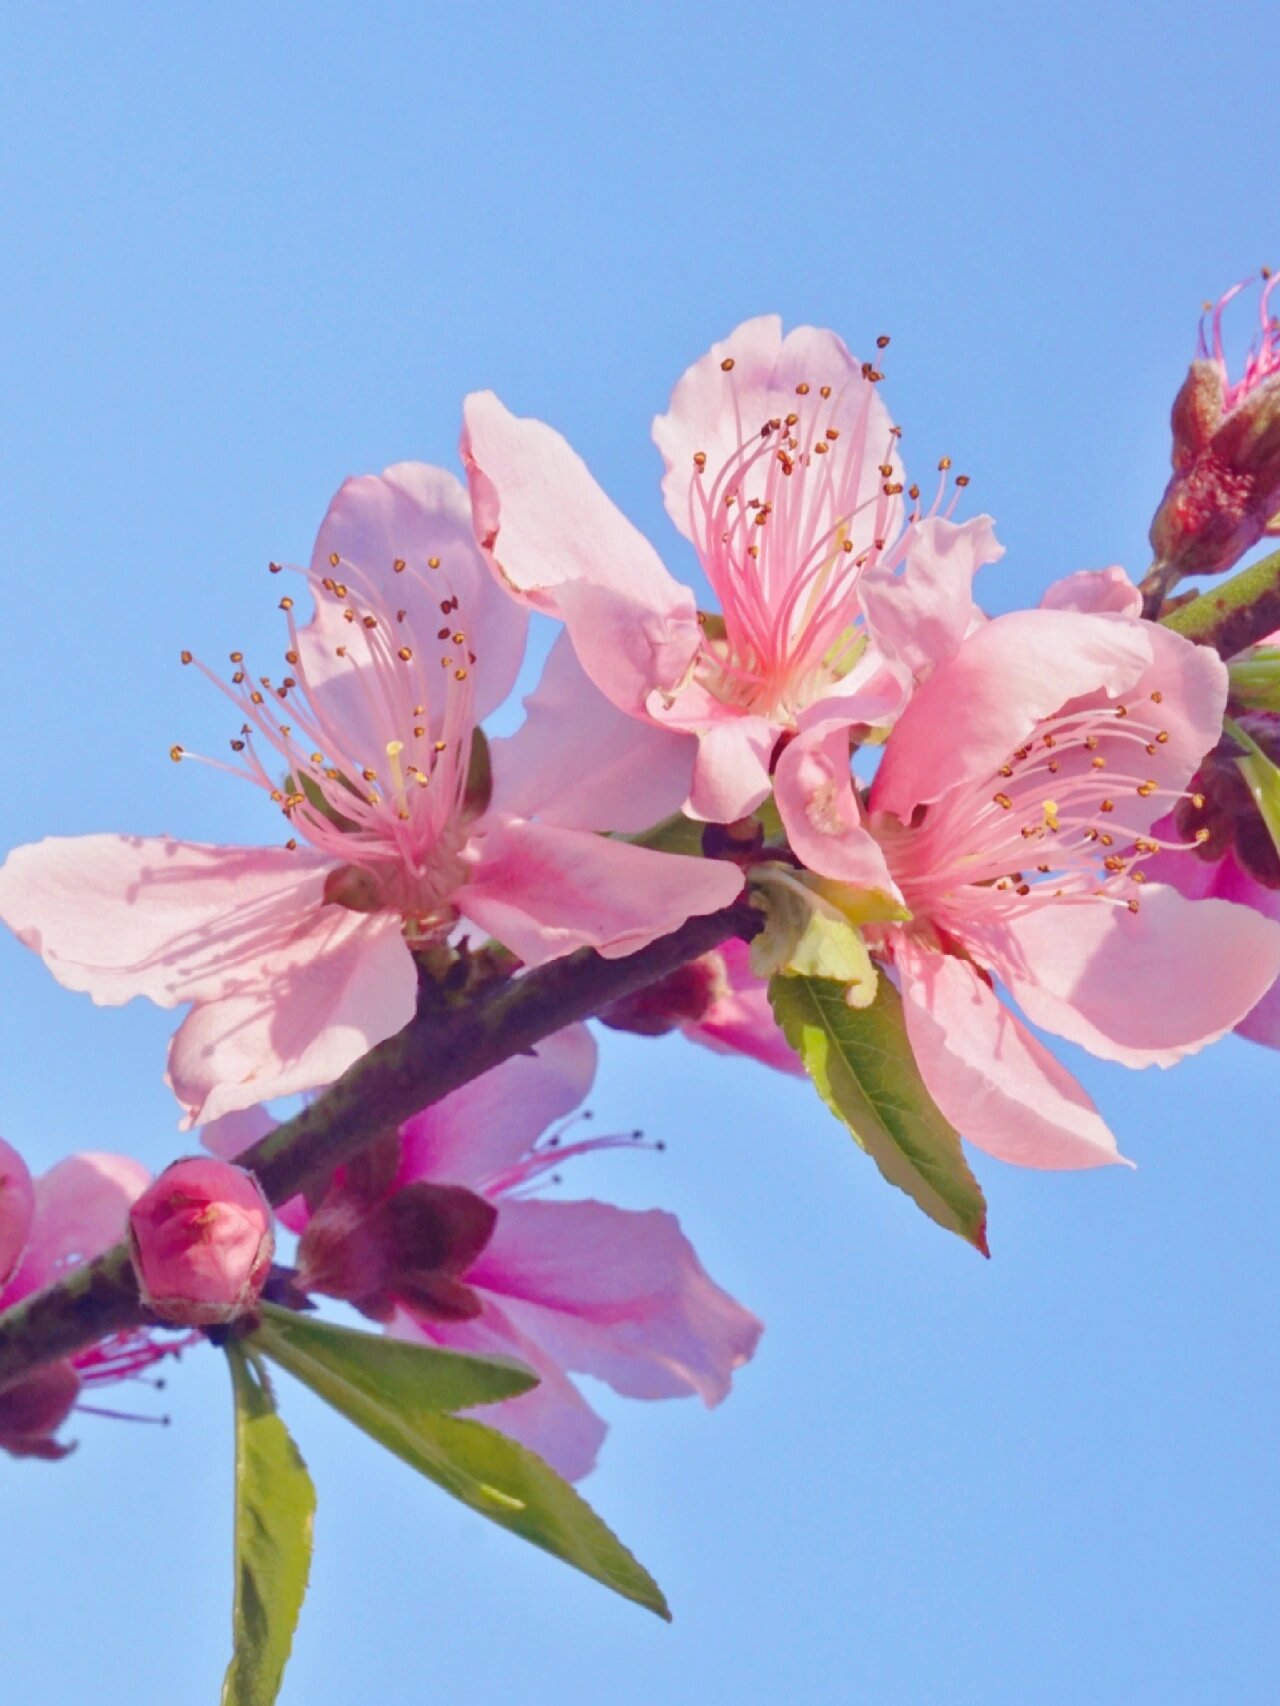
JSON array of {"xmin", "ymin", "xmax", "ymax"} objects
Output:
[{"xmin": 3, "ymin": 283, "xmax": 1280, "ymax": 1477}]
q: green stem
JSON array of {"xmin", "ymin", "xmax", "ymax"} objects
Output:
[
  {"xmin": 0, "ymin": 902, "xmax": 758, "ymax": 1393},
  {"xmin": 1158, "ymin": 546, "xmax": 1280, "ymax": 656}
]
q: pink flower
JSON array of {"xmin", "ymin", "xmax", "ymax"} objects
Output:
[
  {"xmin": 1150, "ymin": 273, "xmax": 1280, "ymax": 578},
  {"xmin": 0, "ymin": 464, "xmax": 742, "ymax": 1128},
  {"xmin": 215, "ymin": 1029, "xmax": 762, "ymax": 1481},
  {"xmin": 774, "ymin": 607, "xmax": 1280, "ymax": 1168},
  {"xmin": 599, "ymin": 938, "xmax": 802, "ymax": 1076},
  {"xmin": 129, "ymin": 1157, "xmax": 274, "ymax": 1326},
  {"xmin": 0, "ymin": 1145, "xmax": 171, "ymax": 1459},
  {"xmin": 462, "ymin": 317, "xmax": 1002, "ymax": 824}
]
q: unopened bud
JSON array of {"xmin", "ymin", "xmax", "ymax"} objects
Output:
[
  {"xmin": 1150, "ymin": 276, "xmax": 1280, "ymax": 580},
  {"xmin": 129, "ymin": 1158, "xmax": 274, "ymax": 1326}
]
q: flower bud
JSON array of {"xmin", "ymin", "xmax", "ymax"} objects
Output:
[
  {"xmin": 128, "ymin": 1158, "xmax": 274, "ymax": 1326},
  {"xmin": 1149, "ymin": 275, "xmax": 1280, "ymax": 581}
]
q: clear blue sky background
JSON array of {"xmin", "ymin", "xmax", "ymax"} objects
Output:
[{"xmin": 2, "ymin": 5, "xmax": 1277, "ymax": 1702}]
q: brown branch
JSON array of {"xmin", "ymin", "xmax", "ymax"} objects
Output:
[{"xmin": 0, "ymin": 903, "xmax": 759, "ymax": 1393}]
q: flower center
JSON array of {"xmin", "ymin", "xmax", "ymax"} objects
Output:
[
  {"xmin": 680, "ymin": 365, "xmax": 963, "ymax": 722},
  {"xmin": 174, "ymin": 550, "xmax": 481, "ymax": 930},
  {"xmin": 875, "ymin": 685, "xmax": 1205, "ymax": 939}
]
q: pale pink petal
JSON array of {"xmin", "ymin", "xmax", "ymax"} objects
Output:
[
  {"xmin": 459, "ymin": 816, "xmax": 743, "ymax": 967},
  {"xmin": 397, "ymin": 1301, "xmax": 606, "ymax": 1482},
  {"xmin": 1175, "ymin": 853, "xmax": 1280, "ymax": 1047},
  {"xmin": 309, "ymin": 462, "xmax": 528, "ymax": 723},
  {"xmin": 976, "ymin": 882, "xmax": 1280, "ymax": 1066},
  {"xmin": 167, "ymin": 909, "xmax": 417, "ymax": 1126},
  {"xmin": 0, "ymin": 1138, "xmax": 35, "ymax": 1291},
  {"xmin": 398, "ymin": 1025, "xmax": 597, "ymax": 1191},
  {"xmin": 684, "ymin": 715, "xmax": 777, "ymax": 822},
  {"xmin": 860, "ymin": 515, "xmax": 1004, "ymax": 682},
  {"xmin": 683, "ymin": 938, "xmax": 803, "ymax": 1075},
  {"xmin": 653, "ymin": 317, "xmax": 901, "ymax": 551},
  {"xmin": 773, "ymin": 718, "xmax": 903, "ymax": 895},
  {"xmin": 8, "ymin": 1153, "xmax": 151, "ymax": 1300},
  {"xmin": 0, "ymin": 835, "xmax": 334, "ymax": 1007},
  {"xmin": 870, "ymin": 610, "xmax": 1159, "ymax": 822},
  {"xmin": 896, "ymin": 940, "xmax": 1124, "ymax": 1170},
  {"xmin": 1040, "ymin": 565, "xmax": 1143, "ymax": 617},
  {"xmin": 489, "ymin": 632, "xmax": 696, "ymax": 832},
  {"xmin": 461, "ymin": 390, "xmax": 699, "ymax": 710},
  {"xmin": 468, "ymin": 1197, "xmax": 762, "ymax": 1406},
  {"xmin": 201, "ymin": 1106, "xmax": 279, "ymax": 1163}
]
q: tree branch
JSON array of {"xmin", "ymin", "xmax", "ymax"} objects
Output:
[
  {"xmin": 1158, "ymin": 546, "xmax": 1280, "ymax": 656},
  {"xmin": 0, "ymin": 902, "xmax": 759, "ymax": 1394}
]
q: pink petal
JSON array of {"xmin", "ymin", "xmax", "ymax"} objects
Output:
[
  {"xmin": 1182, "ymin": 853, "xmax": 1280, "ymax": 1047},
  {"xmin": 773, "ymin": 717, "xmax": 903, "ymax": 894},
  {"xmin": 1040, "ymin": 565, "xmax": 1143, "ymax": 617},
  {"xmin": 461, "ymin": 390, "xmax": 699, "ymax": 711},
  {"xmin": 870, "ymin": 610, "xmax": 1165, "ymax": 822},
  {"xmin": 0, "ymin": 835, "xmax": 334, "ymax": 1008},
  {"xmin": 0, "ymin": 1138, "xmax": 35, "ymax": 1292},
  {"xmin": 468, "ymin": 1196, "xmax": 763, "ymax": 1405},
  {"xmin": 397, "ymin": 1302, "xmax": 607, "ymax": 1482},
  {"xmin": 167, "ymin": 908, "xmax": 417, "ymax": 1126},
  {"xmin": 653, "ymin": 316, "xmax": 901, "ymax": 550},
  {"xmin": 683, "ymin": 938, "xmax": 804, "ymax": 1075},
  {"xmin": 684, "ymin": 714, "xmax": 777, "ymax": 822},
  {"xmin": 8, "ymin": 1153, "xmax": 151, "ymax": 1300},
  {"xmin": 896, "ymin": 941, "xmax": 1125, "ymax": 1169},
  {"xmin": 978, "ymin": 881, "xmax": 1280, "ymax": 1066},
  {"xmin": 459, "ymin": 816, "xmax": 744, "ymax": 967},
  {"xmin": 489, "ymin": 632, "xmax": 696, "ymax": 832},
  {"xmin": 860, "ymin": 514, "xmax": 1004, "ymax": 681},
  {"xmin": 309, "ymin": 462, "xmax": 528, "ymax": 723},
  {"xmin": 398, "ymin": 1025, "xmax": 597, "ymax": 1191}
]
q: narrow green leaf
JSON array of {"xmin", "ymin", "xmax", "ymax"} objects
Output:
[
  {"xmin": 255, "ymin": 1308, "xmax": 669, "ymax": 1619},
  {"xmin": 221, "ymin": 1344, "xmax": 316, "ymax": 1706},
  {"xmin": 253, "ymin": 1304, "xmax": 539, "ymax": 1412},
  {"xmin": 769, "ymin": 972, "xmax": 989, "ymax": 1254},
  {"xmin": 623, "ymin": 810, "xmax": 707, "ymax": 856}
]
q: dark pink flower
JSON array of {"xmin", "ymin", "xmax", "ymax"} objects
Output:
[
  {"xmin": 212, "ymin": 1029, "xmax": 762, "ymax": 1481},
  {"xmin": 129, "ymin": 1157, "xmax": 274, "ymax": 1326}
]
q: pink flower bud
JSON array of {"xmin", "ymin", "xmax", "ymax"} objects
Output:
[
  {"xmin": 128, "ymin": 1158, "xmax": 274, "ymax": 1326},
  {"xmin": 1150, "ymin": 275, "xmax": 1280, "ymax": 579}
]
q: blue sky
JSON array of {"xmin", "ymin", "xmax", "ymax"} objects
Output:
[{"xmin": 2, "ymin": 4, "xmax": 1277, "ymax": 1702}]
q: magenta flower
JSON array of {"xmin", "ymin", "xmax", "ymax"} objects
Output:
[
  {"xmin": 129, "ymin": 1157, "xmax": 274, "ymax": 1326},
  {"xmin": 0, "ymin": 1144, "xmax": 171, "ymax": 1458},
  {"xmin": 462, "ymin": 317, "xmax": 1002, "ymax": 823},
  {"xmin": 774, "ymin": 606, "xmax": 1280, "ymax": 1167},
  {"xmin": 213, "ymin": 1029, "xmax": 762, "ymax": 1481},
  {"xmin": 0, "ymin": 464, "xmax": 742, "ymax": 1127},
  {"xmin": 1150, "ymin": 273, "xmax": 1280, "ymax": 579}
]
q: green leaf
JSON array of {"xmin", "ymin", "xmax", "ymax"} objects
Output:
[
  {"xmin": 622, "ymin": 810, "xmax": 707, "ymax": 856},
  {"xmin": 769, "ymin": 972, "xmax": 989, "ymax": 1254},
  {"xmin": 253, "ymin": 1303, "xmax": 539, "ymax": 1412},
  {"xmin": 1226, "ymin": 716, "xmax": 1280, "ymax": 858},
  {"xmin": 254, "ymin": 1306, "xmax": 669, "ymax": 1619},
  {"xmin": 221, "ymin": 1344, "xmax": 316, "ymax": 1706}
]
